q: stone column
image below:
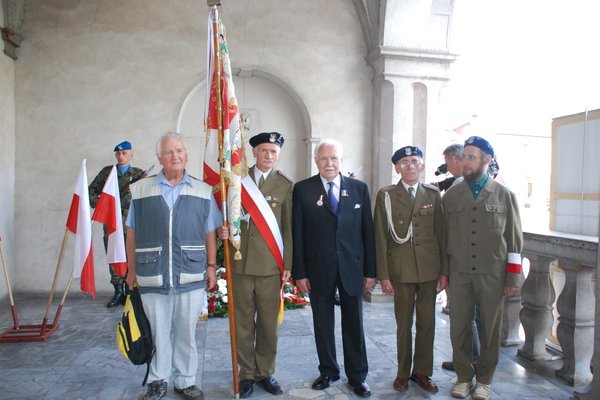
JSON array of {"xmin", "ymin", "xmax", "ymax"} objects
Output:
[
  {"xmin": 518, "ymin": 255, "xmax": 557, "ymax": 360},
  {"xmin": 573, "ymin": 217, "xmax": 600, "ymax": 399},
  {"xmin": 555, "ymin": 262, "xmax": 595, "ymax": 386},
  {"xmin": 1, "ymin": 0, "xmax": 26, "ymax": 60}
]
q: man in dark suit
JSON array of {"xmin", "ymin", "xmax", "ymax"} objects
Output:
[
  {"xmin": 373, "ymin": 146, "xmax": 448, "ymax": 394},
  {"xmin": 292, "ymin": 138, "xmax": 376, "ymax": 398}
]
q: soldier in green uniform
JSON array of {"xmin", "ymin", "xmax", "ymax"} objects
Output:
[
  {"xmin": 88, "ymin": 140, "xmax": 145, "ymax": 307},
  {"xmin": 373, "ymin": 146, "xmax": 448, "ymax": 394},
  {"xmin": 443, "ymin": 136, "xmax": 523, "ymax": 400},
  {"xmin": 219, "ymin": 132, "xmax": 293, "ymax": 398}
]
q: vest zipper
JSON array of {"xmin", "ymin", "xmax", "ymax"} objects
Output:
[{"xmin": 169, "ymin": 208, "xmax": 173, "ymax": 288}]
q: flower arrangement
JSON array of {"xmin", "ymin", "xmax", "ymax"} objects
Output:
[
  {"xmin": 207, "ymin": 267, "xmax": 229, "ymax": 317},
  {"xmin": 207, "ymin": 240, "xmax": 309, "ymax": 318},
  {"xmin": 207, "ymin": 267, "xmax": 309, "ymax": 318},
  {"xmin": 282, "ymin": 280, "xmax": 309, "ymax": 309}
]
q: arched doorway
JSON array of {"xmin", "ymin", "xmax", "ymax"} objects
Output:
[{"xmin": 177, "ymin": 69, "xmax": 311, "ymax": 181}]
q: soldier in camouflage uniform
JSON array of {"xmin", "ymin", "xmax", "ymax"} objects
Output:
[{"xmin": 89, "ymin": 140, "xmax": 145, "ymax": 307}]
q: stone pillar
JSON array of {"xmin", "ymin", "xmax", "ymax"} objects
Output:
[
  {"xmin": 573, "ymin": 217, "xmax": 600, "ymax": 399},
  {"xmin": 518, "ymin": 255, "xmax": 557, "ymax": 360},
  {"xmin": 555, "ymin": 262, "xmax": 595, "ymax": 386},
  {"xmin": 1, "ymin": 0, "xmax": 26, "ymax": 60}
]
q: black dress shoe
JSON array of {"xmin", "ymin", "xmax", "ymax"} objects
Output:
[
  {"xmin": 348, "ymin": 380, "xmax": 371, "ymax": 398},
  {"xmin": 311, "ymin": 374, "xmax": 340, "ymax": 390},
  {"xmin": 259, "ymin": 376, "xmax": 282, "ymax": 395},
  {"xmin": 239, "ymin": 379, "xmax": 254, "ymax": 399}
]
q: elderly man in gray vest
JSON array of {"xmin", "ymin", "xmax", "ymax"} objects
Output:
[{"xmin": 125, "ymin": 132, "xmax": 221, "ymax": 400}]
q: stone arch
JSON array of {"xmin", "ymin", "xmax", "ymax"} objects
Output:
[{"xmin": 177, "ymin": 69, "xmax": 312, "ymax": 181}]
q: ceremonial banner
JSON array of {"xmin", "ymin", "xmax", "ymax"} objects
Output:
[
  {"xmin": 204, "ymin": 14, "xmax": 246, "ymax": 260},
  {"xmin": 91, "ymin": 166, "xmax": 128, "ymax": 277},
  {"xmin": 66, "ymin": 160, "xmax": 95, "ymax": 298}
]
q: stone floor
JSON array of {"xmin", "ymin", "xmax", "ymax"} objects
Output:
[{"xmin": 0, "ymin": 292, "xmax": 582, "ymax": 400}]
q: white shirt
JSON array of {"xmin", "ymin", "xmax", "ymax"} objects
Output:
[
  {"xmin": 254, "ymin": 168, "xmax": 272, "ymax": 186},
  {"xmin": 401, "ymin": 181, "xmax": 418, "ymax": 197}
]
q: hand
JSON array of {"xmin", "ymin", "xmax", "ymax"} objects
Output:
[
  {"xmin": 364, "ymin": 277, "xmax": 375, "ymax": 292},
  {"xmin": 207, "ymin": 267, "xmax": 217, "ymax": 290},
  {"xmin": 504, "ymin": 286, "xmax": 519, "ymax": 297},
  {"xmin": 125, "ymin": 274, "xmax": 137, "ymax": 291},
  {"xmin": 282, "ymin": 270, "xmax": 291, "ymax": 283},
  {"xmin": 218, "ymin": 226, "xmax": 229, "ymax": 240},
  {"xmin": 379, "ymin": 279, "xmax": 394, "ymax": 295},
  {"xmin": 437, "ymin": 275, "xmax": 449, "ymax": 293},
  {"xmin": 295, "ymin": 278, "xmax": 311, "ymax": 293}
]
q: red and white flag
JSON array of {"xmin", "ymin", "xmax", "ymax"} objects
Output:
[
  {"xmin": 66, "ymin": 160, "xmax": 95, "ymax": 298},
  {"xmin": 91, "ymin": 166, "xmax": 128, "ymax": 277},
  {"xmin": 204, "ymin": 14, "xmax": 247, "ymax": 260}
]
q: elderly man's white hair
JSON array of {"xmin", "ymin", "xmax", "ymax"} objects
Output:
[
  {"xmin": 156, "ymin": 132, "xmax": 188, "ymax": 156},
  {"xmin": 314, "ymin": 138, "xmax": 344, "ymax": 159}
]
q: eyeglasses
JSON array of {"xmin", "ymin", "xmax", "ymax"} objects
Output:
[{"xmin": 399, "ymin": 160, "xmax": 422, "ymax": 169}]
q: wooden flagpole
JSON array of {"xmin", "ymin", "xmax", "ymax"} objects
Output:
[
  {"xmin": 209, "ymin": 2, "xmax": 240, "ymax": 398},
  {"xmin": 0, "ymin": 234, "xmax": 19, "ymax": 329},
  {"xmin": 0, "ymin": 230, "xmax": 65, "ymax": 342},
  {"xmin": 40, "ymin": 228, "xmax": 69, "ymax": 332}
]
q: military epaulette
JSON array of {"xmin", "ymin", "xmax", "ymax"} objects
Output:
[
  {"xmin": 381, "ymin": 184, "xmax": 396, "ymax": 193},
  {"xmin": 276, "ymin": 170, "xmax": 293, "ymax": 183},
  {"xmin": 422, "ymin": 183, "xmax": 440, "ymax": 192}
]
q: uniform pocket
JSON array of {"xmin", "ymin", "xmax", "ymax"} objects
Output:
[
  {"xmin": 484, "ymin": 203, "xmax": 507, "ymax": 231},
  {"xmin": 135, "ymin": 246, "xmax": 163, "ymax": 287},
  {"xmin": 180, "ymin": 245, "xmax": 206, "ymax": 284}
]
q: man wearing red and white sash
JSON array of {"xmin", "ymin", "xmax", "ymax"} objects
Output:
[
  {"xmin": 443, "ymin": 136, "xmax": 523, "ymax": 400},
  {"xmin": 220, "ymin": 131, "xmax": 293, "ymax": 399}
]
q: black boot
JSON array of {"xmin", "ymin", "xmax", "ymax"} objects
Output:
[
  {"xmin": 120, "ymin": 283, "xmax": 127, "ymax": 305},
  {"xmin": 107, "ymin": 284, "xmax": 124, "ymax": 308}
]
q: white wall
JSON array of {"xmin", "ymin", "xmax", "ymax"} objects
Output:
[
  {"xmin": 13, "ymin": 0, "xmax": 372, "ymax": 294},
  {"xmin": 0, "ymin": 4, "xmax": 16, "ymax": 301}
]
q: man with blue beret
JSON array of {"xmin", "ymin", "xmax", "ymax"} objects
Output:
[
  {"xmin": 373, "ymin": 145, "xmax": 448, "ymax": 394},
  {"xmin": 89, "ymin": 140, "xmax": 145, "ymax": 307},
  {"xmin": 443, "ymin": 136, "xmax": 523, "ymax": 400}
]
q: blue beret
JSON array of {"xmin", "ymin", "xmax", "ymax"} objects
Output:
[
  {"xmin": 249, "ymin": 132, "xmax": 284, "ymax": 148},
  {"xmin": 391, "ymin": 146, "xmax": 423, "ymax": 164},
  {"xmin": 113, "ymin": 141, "xmax": 132, "ymax": 151},
  {"xmin": 464, "ymin": 136, "xmax": 494, "ymax": 158}
]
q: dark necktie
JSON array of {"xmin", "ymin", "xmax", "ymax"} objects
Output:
[
  {"xmin": 258, "ymin": 175, "xmax": 265, "ymax": 189},
  {"xmin": 328, "ymin": 181, "xmax": 339, "ymax": 215},
  {"xmin": 408, "ymin": 186, "xmax": 415, "ymax": 198}
]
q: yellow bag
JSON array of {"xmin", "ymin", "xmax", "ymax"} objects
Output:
[{"xmin": 116, "ymin": 288, "xmax": 155, "ymax": 385}]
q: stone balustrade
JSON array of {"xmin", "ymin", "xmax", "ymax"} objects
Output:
[{"xmin": 514, "ymin": 231, "xmax": 598, "ymax": 389}]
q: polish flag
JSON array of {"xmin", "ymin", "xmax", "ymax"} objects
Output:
[
  {"xmin": 91, "ymin": 166, "xmax": 128, "ymax": 277},
  {"xmin": 66, "ymin": 160, "xmax": 95, "ymax": 298}
]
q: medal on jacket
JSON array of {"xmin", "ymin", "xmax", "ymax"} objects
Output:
[
  {"xmin": 341, "ymin": 190, "xmax": 348, "ymax": 197},
  {"xmin": 316, "ymin": 195, "xmax": 323, "ymax": 206}
]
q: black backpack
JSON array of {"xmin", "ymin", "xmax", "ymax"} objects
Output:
[{"xmin": 116, "ymin": 287, "xmax": 155, "ymax": 385}]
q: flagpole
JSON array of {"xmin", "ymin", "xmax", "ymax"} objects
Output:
[
  {"xmin": 0, "ymin": 235, "xmax": 19, "ymax": 329},
  {"xmin": 40, "ymin": 228, "xmax": 69, "ymax": 332},
  {"xmin": 209, "ymin": 2, "xmax": 240, "ymax": 398}
]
